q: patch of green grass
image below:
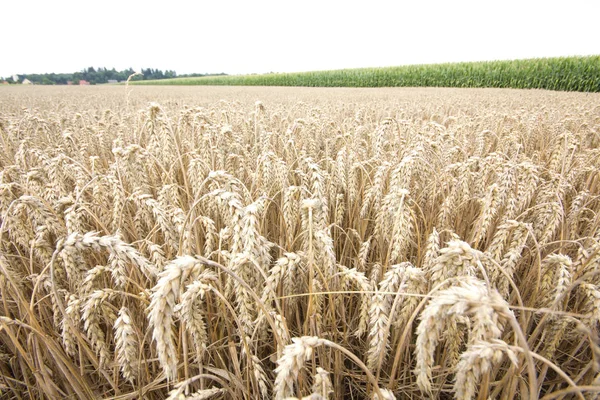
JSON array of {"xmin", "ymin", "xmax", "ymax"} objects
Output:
[{"xmin": 132, "ymin": 56, "xmax": 600, "ymax": 92}]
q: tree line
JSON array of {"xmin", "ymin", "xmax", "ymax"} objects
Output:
[{"xmin": 2, "ymin": 67, "xmax": 226, "ymax": 85}]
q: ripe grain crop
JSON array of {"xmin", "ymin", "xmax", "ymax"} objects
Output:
[{"xmin": 1, "ymin": 85, "xmax": 600, "ymax": 399}]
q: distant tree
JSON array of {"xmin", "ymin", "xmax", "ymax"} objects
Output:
[{"xmin": 9, "ymin": 66, "xmax": 203, "ymax": 85}]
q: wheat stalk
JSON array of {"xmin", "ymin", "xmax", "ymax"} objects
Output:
[
  {"xmin": 148, "ymin": 256, "xmax": 205, "ymax": 380},
  {"xmin": 114, "ymin": 306, "xmax": 139, "ymax": 383},
  {"xmin": 414, "ymin": 278, "xmax": 513, "ymax": 395}
]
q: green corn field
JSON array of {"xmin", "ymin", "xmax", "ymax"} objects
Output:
[{"xmin": 132, "ymin": 56, "xmax": 600, "ymax": 92}]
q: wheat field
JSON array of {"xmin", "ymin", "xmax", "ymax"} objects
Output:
[{"xmin": 1, "ymin": 85, "xmax": 599, "ymax": 399}]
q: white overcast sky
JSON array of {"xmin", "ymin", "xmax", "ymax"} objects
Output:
[{"xmin": 2, "ymin": 0, "xmax": 599, "ymax": 78}]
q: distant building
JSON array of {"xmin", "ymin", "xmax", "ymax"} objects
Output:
[
  {"xmin": 79, "ymin": 80, "xmax": 90, "ymax": 85},
  {"xmin": 67, "ymin": 81, "xmax": 73, "ymax": 85},
  {"xmin": 22, "ymin": 78, "xmax": 32, "ymax": 85},
  {"xmin": 1, "ymin": 81, "xmax": 8, "ymax": 85},
  {"xmin": 107, "ymin": 79, "xmax": 118, "ymax": 84}
]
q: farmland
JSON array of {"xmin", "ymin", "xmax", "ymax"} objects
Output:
[
  {"xmin": 0, "ymin": 85, "xmax": 600, "ymax": 399},
  {"xmin": 132, "ymin": 56, "xmax": 600, "ymax": 92}
]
